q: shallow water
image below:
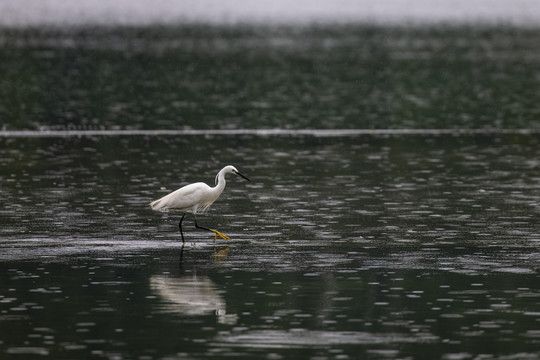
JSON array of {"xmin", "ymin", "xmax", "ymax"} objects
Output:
[
  {"xmin": 1, "ymin": 133, "xmax": 539, "ymax": 359},
  {"xmin": 1, "ymin": 20, "xmax": 540, "ymax": 360}
]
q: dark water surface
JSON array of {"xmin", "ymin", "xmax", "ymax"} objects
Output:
[
  {"xmin": 1, "ymin": 23, "xmax": 540, "ymax": 360},
  {"xmin": 1, "ymin": 134, "xmax": 539, "ymax": 359},
  {"xmin": 1, "ymin": 25, "xmax": 540, "ymax": 131}
]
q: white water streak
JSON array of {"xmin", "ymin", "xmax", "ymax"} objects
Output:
[{"xmin": 1, "ymin": 128, "xmax": 540, "ymax": 138}]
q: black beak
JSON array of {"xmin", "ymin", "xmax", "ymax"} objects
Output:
[{"xmin": 235, "ymin": 171, "xmax": 251, "ymax": 182}]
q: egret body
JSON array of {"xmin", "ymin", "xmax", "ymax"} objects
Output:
[{"xmin": 150, "ymin": 165, "xmax": 250, "ymax": 242}]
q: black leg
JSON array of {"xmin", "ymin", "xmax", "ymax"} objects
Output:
[
  {"xmin": 193, "ymin": 214, "xmax": 213, "ymax": 232},
  {"xmin": 178, "ymin": 213, "xmax": 186, "ymax": 243},
  {"xmin": 194, "ymin": 214, "xmax": 230, "ymax": 240},
  {"xmin": 178, "ymin": 243, "xmax": 185, "ymax": 269}
]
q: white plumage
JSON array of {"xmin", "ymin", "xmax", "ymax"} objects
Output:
[
  {"xmin": 150, "ymin": 165, "xmax": 250, "ymax": 242},
  {"xmin": 150, "ymin": 181, "xmax": 221, "ymax": 213}
]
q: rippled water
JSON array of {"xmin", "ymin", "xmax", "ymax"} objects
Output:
[
  {"xmin": 2, "ymin": 26, "xmax": 540, "ymax": 131},
  {"xmin": 1, "ymin": 18, "xmax": 540, "ymax": 360},
  {"xmin": 1, "ymin": 133, "xmax": 539, "ymax": 359}
]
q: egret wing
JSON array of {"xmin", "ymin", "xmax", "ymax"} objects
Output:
[{"xmin": 150, "ymin": 182, "xmax": 211, "ymax": 212}]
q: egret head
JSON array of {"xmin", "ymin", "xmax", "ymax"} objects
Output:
[
  {"xmin": 231, "ymin": 167, "xmax": 250, "ymax": 182},
  {"xmin": 216, "ymin": 165, "xmax": 251, "ymax": 184}
]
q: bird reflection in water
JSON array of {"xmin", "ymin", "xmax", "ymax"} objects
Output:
[
  {"xmin": 150, "ymin": 245, "xmax": 237, "ymax": 325},
  {"xmin": 177, "ymin": 243, "xmax": 230, "ymax": 263},
  {"xmin": 213, "ymin": 247, "xmax": 230, "ymax": 262}
]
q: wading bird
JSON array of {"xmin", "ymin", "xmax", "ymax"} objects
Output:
[{"xmin": 150, "ymin": 165, "xmax": 250, "ymax": 243}]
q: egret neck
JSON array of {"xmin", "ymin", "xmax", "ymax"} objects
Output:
[{"xmin": 213, "ymin": 167, "xmax": 228, "ymax": 198}]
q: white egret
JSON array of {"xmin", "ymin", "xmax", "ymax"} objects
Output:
[{"xmin": 150, "ymin": 165, "xmax": 250, "ymax": 242}]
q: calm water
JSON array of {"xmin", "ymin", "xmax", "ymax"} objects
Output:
[{"xmin": 1, "ymin": 23, "xmax": 540, "ymax": 360}]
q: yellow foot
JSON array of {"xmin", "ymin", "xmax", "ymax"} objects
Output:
[{"xmin": 211, "ymin": 230, "xmax": 230, "ymax": 240}]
